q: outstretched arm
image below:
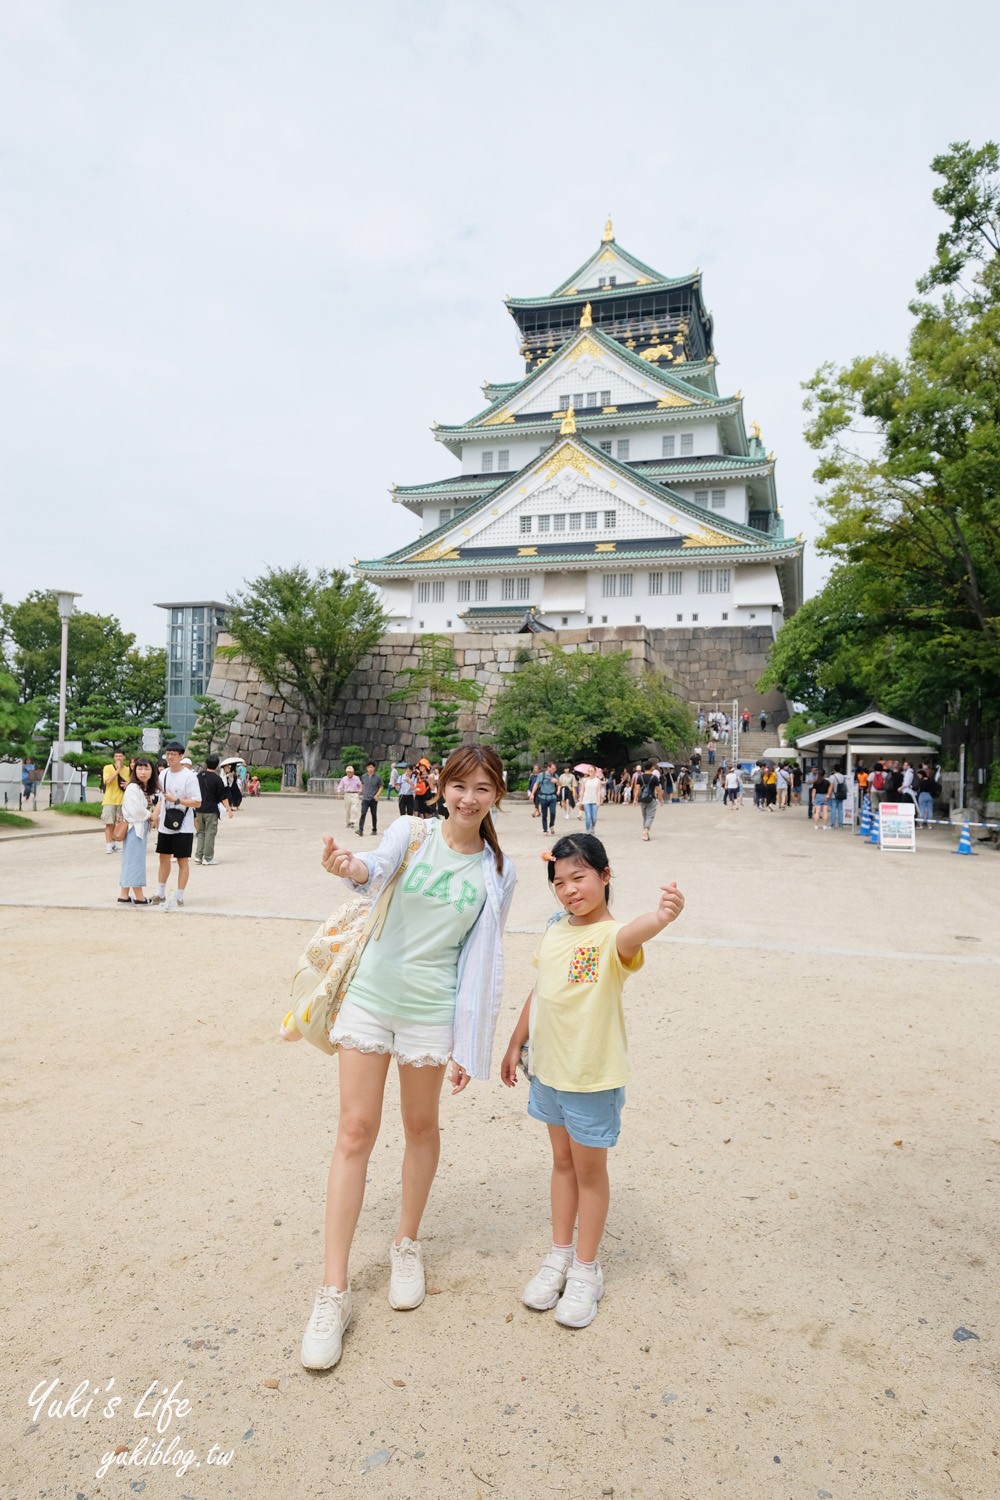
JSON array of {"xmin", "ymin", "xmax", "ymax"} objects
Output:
[
  {"xmin": 617, "ymin": 882, "xmax": 685, "ymax": 962},
  {"xmin": 320, "ymin": 836, "xmax": 371, "ymax": 885}
]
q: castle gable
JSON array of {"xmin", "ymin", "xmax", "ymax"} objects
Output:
[{"xmin": 377, "ymin": 439, "xmax": 760, "ymax": 569}]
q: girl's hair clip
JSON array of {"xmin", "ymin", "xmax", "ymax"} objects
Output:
[{"xmin": 540, "ymin": 849, "xmax": 554, "ymax": 862}]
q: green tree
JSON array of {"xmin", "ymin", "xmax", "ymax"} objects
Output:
[
  {"xmin": 220, "ymin": 566, "xmax": 388, "ymax": 778},
  {"xmin": 187, "ymin": 695, "xmax": 239, "ymax": 762},
  {"xmin": 0, "ymin": 594, "xmax": 166, "ymax": 737},
  {"xmin": 766, "ymin": 141, "xmax": 1000, "ymax": 727},
  {"xmin": 490, "ymin": 646, "xmax": 693, "ymax": 766},
  {"xmin": 0, "ymin": 672, "xmax": 42, "ymax": 760},
  {"xmin": 389, "ymin": 634, "xmax": 483, "ymax": 762}
]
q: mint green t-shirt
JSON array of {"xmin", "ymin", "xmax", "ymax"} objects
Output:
[{"xmin": 346, "ymin": 822, "xmax": 487, "ymax": 1025}]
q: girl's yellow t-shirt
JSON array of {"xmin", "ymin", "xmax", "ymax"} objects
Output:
[{"xmin": 529, "ymin": 917, "xmax": 643, "ymax": 1092}]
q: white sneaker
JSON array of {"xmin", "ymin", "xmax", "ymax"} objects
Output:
[
  {"xmin": 301, "ymin": 1285, "xmax": 353, "ymax": 1369},
  {"xmin": 388, "ymin": 1237, "xmax": 425, "ymax": 1310},
  {"xmin": 522, "ymin": 1249, "xmax": 573, "ymax": 1311},
  {"xmin": 202, "ymin": 857, "xmax": 215, "ymax": 866},
  {"xmin": 106, "ymin": 844, "xmax": 116, "ymax": 854},
  {"xmin": 554, "ymin": 1261, "xmax": 604, "ymax": 1328}
]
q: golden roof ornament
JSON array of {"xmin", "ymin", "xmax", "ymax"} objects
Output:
[
  {"xmin": 602, "ymin": 216, "xmax": 613, "ymax": 243},
  {"xmin": 560, "ymin": 404, "xmax": 577, "ymax": 435},
  {"xmin": 579, "ymin": 302, "xmax": 592, "ymax": 329},
  {"xmin": 750, "ymin": 421, "xmax": 761, "ymax": 440}
]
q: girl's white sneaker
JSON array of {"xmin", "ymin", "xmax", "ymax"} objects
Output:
[
  {"xmin": 522, "ymin": 1249, "xmax": 573, "ymax": 1311},
  {"xmin": 554, "ymin": 1262, "xmax": 604, "ymax": 1328}
]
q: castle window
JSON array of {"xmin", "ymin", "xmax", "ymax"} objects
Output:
[
  {"xmin": 604, "ymin": 511, "xmax": 616, "ymax": 529},
  {"xmin": 585, "ymin": 511, "xmax": 598, "ymax": 529},
  {"xmin": 432, "ymin": 582, "xmax": 445, "ymax": 603},
  {"xmin": 698, "ymin": 570, "xmax": 714, "ymax": 593},
  {"xmin": 721, "ymin": 612, "xmax": 728, "ymax": 621},
  {"xmin": 711, "ymin": 489, "xmax": 726, "ymax": 509},
  {"xmin": 502, "ymin": 578, "xmax": 515, "ymax": 601},
  {"xmin": 520, "ymin": 515, "xmax": 532, "ymax": 534},
  {"xmin": 439, "ymin": 508, "xmax": 452, "ymax": 526},
  {"xmin": 518, "ymin": 577, "xmax": 530, "ymax": 599},
  {"xmin": 569, "ymin": 513, "xmax": 582, "ymax": 530},
  {"xmin": 616, "ymin": 439, "xmax": 630, "ymax": 460},
  {"xmin": 482, "ymin": 451, "xmax": 494, "ymax": 471},
  {"xmin": 417, "ymin": 582, "xmax": 431, "ymax": 603},
  {"xmin": 458, "ymin": 580, "xmax": 471, "ymax": 602},
  {"xmin": 602, "ymin": 574, "xmax": 633, "ymax": 597},
  {"xmin": 475, "ymin": 578, "xmax": 488, "ymax": 602},
  {"xmin": 668, "ymin": 572, "xmax": 682, "ymax": 595},
  {"xmin": 662, "ymin": 435, "xmax": 675, "ymax": 457},
  {"xmin": 553, "ymin": 513, "xmax": 566, "ymax": 531},
  {"xmin": 680, "ymin": 433, "xmax": 694, "ymax": 455},
  {"xmin": 574, "ymin": 392, "xmax": 585, "ymax": 407},
  {"xmin": 600, "ymin": 390, "xmax": 611, "ymax": 405},
  {"xmin": 691, "ymin": 613, "xmax": 699, "ymax": 621},
  {"xmin": 600, "ymin": 440, "xmax": 612, "ymax": 454},
  {"xmin": 537, "ymin": 514, "xmax": 550, "ymax": 533},
  {"xmin": 694, "ymin": 490, "xmax": 709, "ymax": 507},
  {"xmin": 497, "ymin": 450, "xmax": 510, "ymax": 471},
  {"xmin": 586, "ymin": 392, "xmax": 598, "ymax": 408},
  {"xmin": 676, "ymin": 614, "xmax": 683, "ymax": 622},
  {"xmin": 561, "ymin": 616, "xmax": 569, "ymax": 626},
  {"xmin": 559, "ymin": 393, "xmax": 570, "ymax": 408},
  {"xmin": 648, "ymin": 572, "xmax": 663, "ymax": 596},
  {"xmin": 716, "ymin": 569, "xmax": 731, "ymax": 592}
]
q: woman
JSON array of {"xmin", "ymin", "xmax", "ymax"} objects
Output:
[
  {"xmin": 557, "ymin": 766, "xmax": 576, "ymax": 821},
  {"xmin": 301, "ymin": 745, "xmax": 516, "ymax": 1372},
  {"xmin": 580, "ymin": 767, "xmax": 601, "ymax": 833},
  {"xmin": 116, "ymin": 757, "xmax": 160, "ymax": 905}
]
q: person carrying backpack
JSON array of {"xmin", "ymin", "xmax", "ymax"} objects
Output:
[
  {"xmin": 532, "ymin": 762, "xmax": 559, "ymax": 834},
  {"xmin": 636, "ymin": 760, "xmax": 661, "ymax": 841}
]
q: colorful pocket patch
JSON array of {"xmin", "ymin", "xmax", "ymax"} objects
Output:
[{"xmin": 568, "ymin": 945, "xmax": 600, "ymax": 983}]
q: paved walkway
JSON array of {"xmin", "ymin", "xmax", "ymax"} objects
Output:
[{"xmin": 2, "ymin": 792, "xmax": 997, "ymax": 964}]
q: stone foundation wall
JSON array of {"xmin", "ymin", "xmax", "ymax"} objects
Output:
[{"xmin": 205, "ymin": 625, "xmax": 785, "ymax": 770}]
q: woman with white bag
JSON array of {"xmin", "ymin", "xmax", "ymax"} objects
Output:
[{"xmin": 300, "ymin": 744, "xmax": 516, "ymax": 1371}]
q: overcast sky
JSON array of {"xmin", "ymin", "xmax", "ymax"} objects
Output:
[{"xmin": 2, "ymin": 0, "xmax": 997, "ymax": 651}]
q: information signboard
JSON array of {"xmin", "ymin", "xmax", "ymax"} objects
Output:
[{"xmin": 878, "ymin": 801, "xmax": 916, "ymax": 853}]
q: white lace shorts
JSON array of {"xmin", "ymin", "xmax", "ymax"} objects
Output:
[{"xmin": 329, "ymin": 996, "xmax": 454, "ymax": 1069}]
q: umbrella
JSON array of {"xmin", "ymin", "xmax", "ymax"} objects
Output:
[
  {"xmin": 574, "ymin": 763, "xmax": 594, "ymax": 775},
  {"xmin": 219, "ymin": 756, "xmax": 245, "ymax": 766},
  {"xmin": 658, "ymin": 761, "xmax": 674, "ymax": 769}
]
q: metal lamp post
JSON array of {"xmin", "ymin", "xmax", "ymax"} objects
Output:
[{"xmin": 53, "ymin": 590, "xmax": 80, "ymax": 805}]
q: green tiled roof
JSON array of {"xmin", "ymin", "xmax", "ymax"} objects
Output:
[
  {"xmin": 393, "ymin": 474, "xmax": 502, "ymax": 498},
  {"xmin": 359, "ymin": 435, "xmax": 799, "ymax": 573},
  {"xmin": 633, "ymin": 455, "xmax": 773, "ymax": 478},
  {"xmin": 548, "ymin": 239, "xmax": 680, "ymax": 297},
  {"xmin": 359, "ymin": 536, "xmax": 801, "ymax": 575},
  {"xmin": 440, "ymin": 326, "xmax": 732, "ymax": 433}
]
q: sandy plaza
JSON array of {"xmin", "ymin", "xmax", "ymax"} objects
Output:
[{"xmin": 1, "ymin": 792, "xmax": 997, "ymax": 1499}]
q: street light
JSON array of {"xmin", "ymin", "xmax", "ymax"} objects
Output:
[{"xmin": 53, "ymin": 590, "xmax": 80, "ymax": 805}]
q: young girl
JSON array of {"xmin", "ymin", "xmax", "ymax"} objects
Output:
[
  {"xmin": 501, "ymin": 834, "xmax": 684, "ymax": 1328},
  {"xmin": 301, "ymin": 744, "xmax": 516, "ymax": 1371}
]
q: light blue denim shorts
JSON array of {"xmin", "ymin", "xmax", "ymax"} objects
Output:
[{"xmin": 528, "ymin": 1077, "xmax": 625, "ymax": 1148}]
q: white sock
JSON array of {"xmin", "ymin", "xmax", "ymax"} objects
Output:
[
  {"xmin": 175, "ymin": 891, "xmax": 184, "ymax": 904},
  {"xmin": 552, "ymin": 1242, "xmax": 574, "ymax": 1260},
  {"xmin": 157, "ymin": 883, "xmax": 166, "ymax": 898},
  {"xmin": 573, "ymin": 1255, "xmax": 597, "ymax": 1272}
]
